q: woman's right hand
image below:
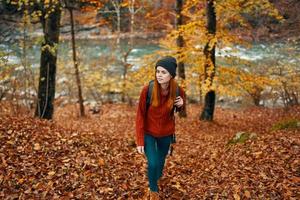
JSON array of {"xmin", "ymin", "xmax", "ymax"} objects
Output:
[{"xmin": 137, "ymin": 146, "xmax": 145, "ymax": 154}]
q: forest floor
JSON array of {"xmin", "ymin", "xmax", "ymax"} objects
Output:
[{"xmin": 0, "ymin": 103, "xmax": 299, "ymax": 199}]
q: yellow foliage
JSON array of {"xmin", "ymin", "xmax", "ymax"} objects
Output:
[
  {"xmin": 8, "ymin": 0, "xmax": 61, "ymax": 21},
  {"xmin": 154, "ymin": 0, "xmax": 284, "ymax": 100}
]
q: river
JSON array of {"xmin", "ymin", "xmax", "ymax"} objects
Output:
[{"xmin": 1, "ymin": 38, "xmax": 299, "ymax": 107}]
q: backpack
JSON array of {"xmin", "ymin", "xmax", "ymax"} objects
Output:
[{"xmin": 145, "ymin": 80, "xmax": 180, "ymax": 145}]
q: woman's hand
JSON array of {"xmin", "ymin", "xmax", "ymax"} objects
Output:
[
  {"xmin": 174, "ymin": 96, "xmax": 183, "ymax": 108},
  {"xmin": 137, "ymin": 146, "xmax": 144, "ymax": 154}
]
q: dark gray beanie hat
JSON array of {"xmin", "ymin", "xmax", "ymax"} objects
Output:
[{"xmin": 155, "ymin": 56, "xmax": 177, "ymax": 77}]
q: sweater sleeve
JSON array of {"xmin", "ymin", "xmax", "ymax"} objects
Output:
[{"xmin": 135, "ymin": 85, "xmax": 148, "ymax": 146}]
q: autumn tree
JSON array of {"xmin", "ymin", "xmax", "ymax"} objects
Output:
[
  {"xmin": 217, "ymin": 63, "xmax": 277, "ymax": 107},
  {"xmin": 0, "ymin": 6, "xmax": 20, "ymax": 103},
  {"xmin": 3, "ymin": 0, "xmax": 62, "ymax": 119},
  {"xmin": 200, "ymin": 0, "xmax": 216, "ymax": 121},
  {"xmin": 265, "ymin": 42, "xmax": 300, "ymax": 107},
  {"xmin": 175, "ymin": 0, "xmax": 187, "ymax": 117},
  {"xmin": 127, "ymin": 0, "xmax": 143, "ymax": 46},
  {"xmin": 35, "ymin": 1, "xmax": 61, "ymax": 119},
  {"xmin": 0, "ymin": 3, "xmax": 38, "ymax": 113},
  {"xmin": 6, "ymin": 0, "xmax": 62, "ymax": 118},
  {"xmin": 64, "ymin": 0, "xmax": 86, "ymax": 117},
  {"xmin": 160, "ymin": 0, "xmax": 283, "ymax": 120}
]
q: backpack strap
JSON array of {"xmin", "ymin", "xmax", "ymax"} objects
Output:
[
  {"xmin": 146, "ymin": 80, "xmax": 155, "ymax": 111},
  {"xmin": 172, "ymin": 84, "xmax": 180, "ymax": 144},
  {"xmin": 175, "ymin": 85, "xmax": 180, "ymax": 98}
]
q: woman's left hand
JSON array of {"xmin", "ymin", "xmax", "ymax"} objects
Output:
[{"xmin": 174, "ymin": 96, "xmax": 183, "ymax": 108}]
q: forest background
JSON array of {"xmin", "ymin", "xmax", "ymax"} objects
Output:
[{"xmin": 0, "ymin": 0, "xmax": 299, "ymax": 199}]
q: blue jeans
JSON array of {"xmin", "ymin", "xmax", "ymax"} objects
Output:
[{"xmin": 144, "ymin": 133, "xmax": 173, "ymax": 192}]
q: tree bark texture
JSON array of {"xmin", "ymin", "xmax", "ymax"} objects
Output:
[
  {"xmin": 175, "ymin": 0, "xmax": 187, "ymax": 117},
  {"xmin": 200, "ymin": 0, "xmax": 216, "ymax": 121},
  {"xmin": 69, "ymin": 7, "xmax": 85, "ymax": 117},
  {"xmin": 35, "ymin": 5, "xmax": 61, "ymax": 119}
]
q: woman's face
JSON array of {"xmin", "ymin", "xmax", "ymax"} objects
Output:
[{"xmin": 156, "ymin": 66, "xmax": 172, "ymax": 84}]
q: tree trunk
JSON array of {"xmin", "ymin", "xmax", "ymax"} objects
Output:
[
  {"xmin": 22, "ymin": 18, "xmax": 29, "ymax": 109},
  {"xmin": 69, "ymin": 8, "xmax": 85, "ymax": 117},
  {"xmin": 129, "ymin": 0, "xmax": 135, "ymax": 47},
  {"xmin": 251, "ymin": 86, "xmax": 263, "ymax": 106},
  {"xmin": 175, "ymin": 0, "xmax": 187, "ymax": 117},
  {"xmin": 121, "ymin": 49, "xmax": 132, "ymax": 102},
  {"xmin": 22, "ymin": 15, "xmax": 38, "ymax": 112},
  {"xmin": 35, "ymin": 5, "xmax": 61, "ymax": 119},
  {"xmin": 121, "ymin": 63, "xmax": 128, "ymax": 102},
  {"xmin": 253, "ymin": 96, "xmax": 260, "ymax": 106},
  {"xmin": 200, "ymin": 0, "xmax": 216, "ymax": 121},
  {"xmin": 291, "ymin": 91, "xmax": 298, "ymax": 105},
  {"xmin": 199, "ymin": 76, "xmax": 203, "ymax": 104},
  {"xmin": 116, "ymin": 9, "xmax": 121, "ymax": 45},
  {"xmin": 111, "ymin": 1, "xmax": 121, "ymax": 45}
]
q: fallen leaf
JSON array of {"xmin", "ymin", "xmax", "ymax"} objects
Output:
[
  {"xmin": 234, "ymin": 193, "xmax": 240, "ymax": 200},
  {"xmin": 244, "ymin": 190, "xmax": 251, "ymax": 198},
  {"xmin": 98, "ymin": 158, "xmax": 105, "ymax": 166},
  {"xmin": 33, "ymin": 143, "xmax": 41, "ymax": 151}
]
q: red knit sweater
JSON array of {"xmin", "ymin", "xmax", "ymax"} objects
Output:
[{"xmin": 135, "ymin": 85, "xmax": 186, "ymax": 146}]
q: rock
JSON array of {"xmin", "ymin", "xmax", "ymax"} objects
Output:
[
  {"xmin": 227, "ymin": 131, "xmax": 258, "ymax": 145},
  {"xmin": 249, "ymin": 132, "xmax": 258, "ymax": 139}
]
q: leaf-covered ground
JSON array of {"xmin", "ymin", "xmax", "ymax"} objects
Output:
[{"xmin": 0, "ymin": 104, "xmax": 299, "ymax": 199}]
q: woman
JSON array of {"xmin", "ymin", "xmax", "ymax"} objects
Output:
[{"xmin": 136, "ymin": 56, "xmax": 185, "ymax": 200}]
